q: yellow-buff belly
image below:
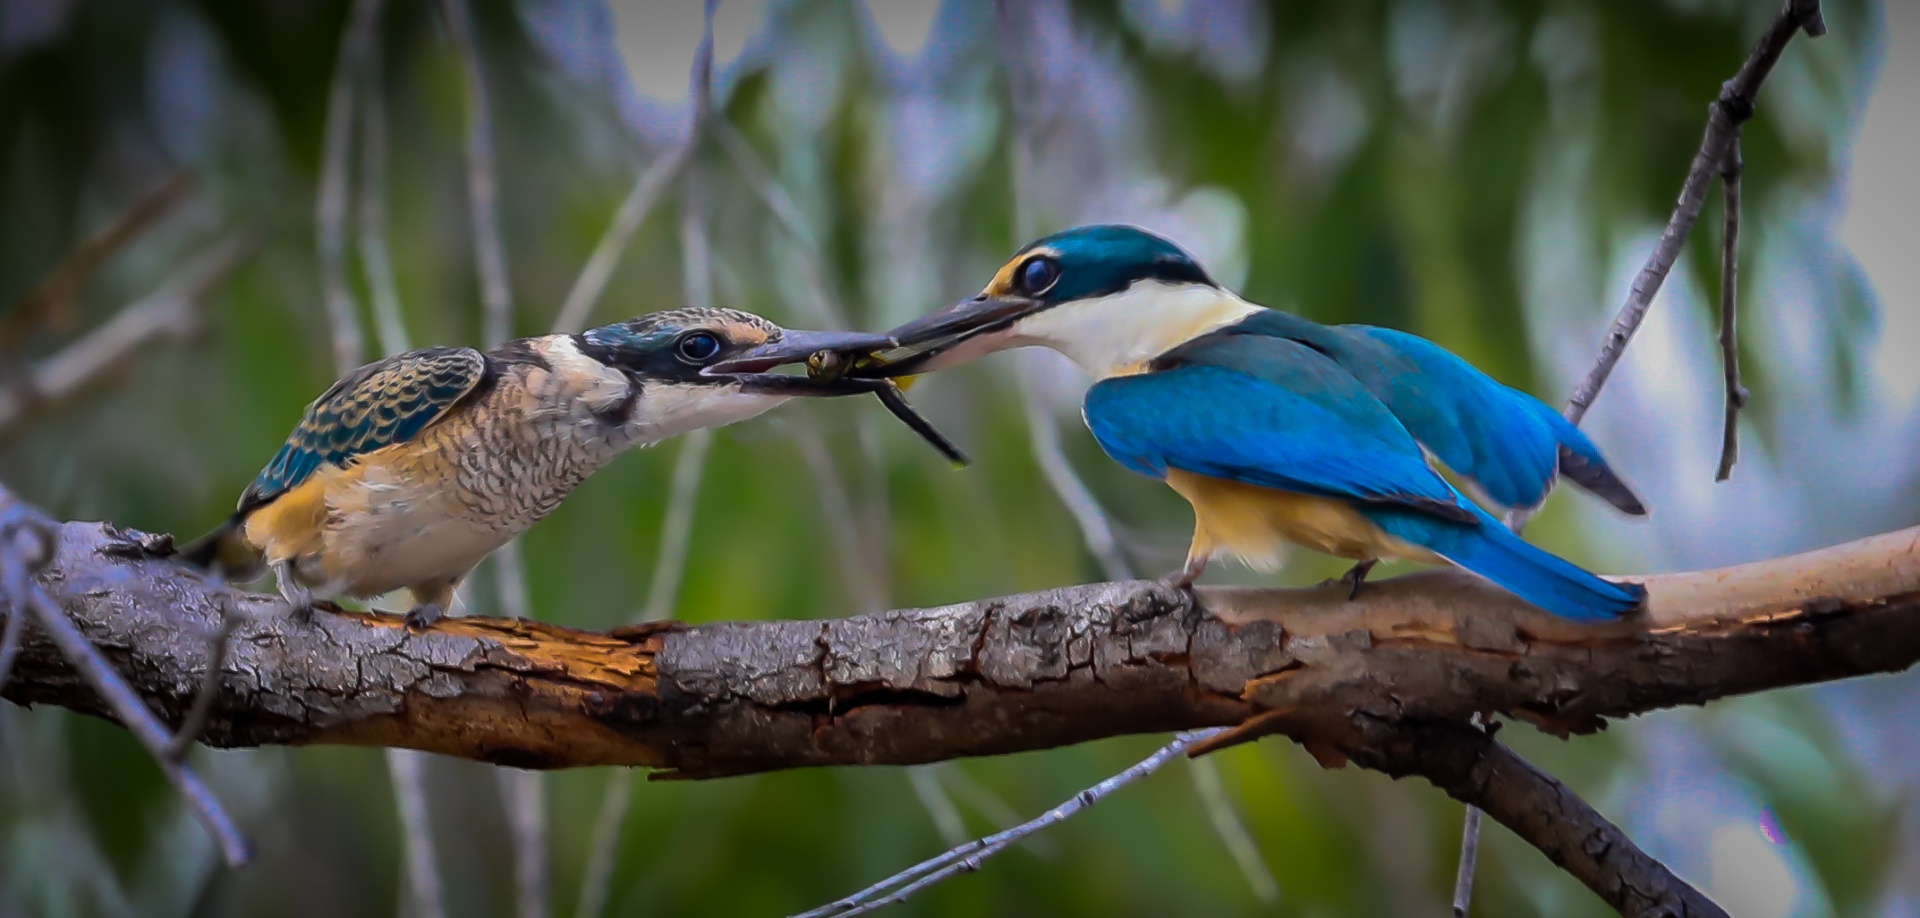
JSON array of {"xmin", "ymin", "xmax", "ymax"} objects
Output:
[{"xmin": 1164, "ymin": 469, "xmax": 1442, "ymax": 570}]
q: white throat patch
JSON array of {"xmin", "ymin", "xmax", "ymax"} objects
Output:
[
  {"xmin": 1004, "ymin": 281, "xmax": 1260, "ymax": 378},
  {"xmin": 629, "ymin": 383, "xmax": 790, "ymax": 443}
]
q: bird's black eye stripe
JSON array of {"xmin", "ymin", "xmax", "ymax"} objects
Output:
[
  {"xmin": 1018, "ymin": 255, "xmax": 1060, "ymax": 296},
  {"xmin": 675, "ymin": 331, "xmax": 722, "ymax": 364}
]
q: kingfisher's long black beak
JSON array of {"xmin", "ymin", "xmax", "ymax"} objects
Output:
[
  {"xmin": 704, "ymin": 329, "xmax": 897, "ymax": 395},
  {"xmin": 703, "ymin": 326, "xmax": 973, "ymax": 467},
  {"xmin": 855, "ymin": 294, "xmax": 1044, "ymax": 378}
]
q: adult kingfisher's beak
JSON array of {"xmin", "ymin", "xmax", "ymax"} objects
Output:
[
  {"xmin": 856, "ymin": 293, "xmax": 1045, "ymax": 377},
  {"xmin": 703, "ymin": 329, "xmax": 898, "ymax": 395}
]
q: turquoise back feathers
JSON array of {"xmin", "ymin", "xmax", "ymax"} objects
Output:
[{"xmin": 240, "ymin": 347, "xmax": 486, "ymax": 512}]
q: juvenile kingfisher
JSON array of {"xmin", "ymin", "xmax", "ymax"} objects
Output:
[
  {"xmin": 181, "ymin": 307, "xmax": 890, "ymax": 627},
  {"xmin": 831, "ymin": 225, "xmax": 1647, "ymax": 622}
]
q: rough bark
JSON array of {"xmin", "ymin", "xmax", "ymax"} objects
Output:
[{"xmin": 4, "ymin": 520, "xmax": 1916, "ymax": 782}]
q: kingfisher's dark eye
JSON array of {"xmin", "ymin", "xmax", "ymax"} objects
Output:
[
  {"xmin": 1018, "ymin": 256, "xmax": 1060, "ymax": 296},
  {"xmin": 675, "ymin": 331, "xmax": 722, "ymax": 363}
]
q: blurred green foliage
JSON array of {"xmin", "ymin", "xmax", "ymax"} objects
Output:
[{"xmin": 0, "ymin": 1, "xmax": 1901, "ymax": 916}]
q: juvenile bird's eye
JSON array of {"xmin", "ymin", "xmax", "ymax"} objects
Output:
[
  {"xmin": 676, "ymin": 331, "xmax": 722, "ymax": 364},
  {"xmin": 1018, "ymin": 256, "xmax": 1060, "ymax": 296}
]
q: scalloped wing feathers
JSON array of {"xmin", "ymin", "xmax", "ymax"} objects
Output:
[{"xmin": 239, "ymin": 347, "xmax": 487, "ymax": 512}]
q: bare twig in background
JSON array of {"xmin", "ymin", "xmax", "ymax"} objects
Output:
[
  {"xmin": 637, "ymin": 130, "xmax": 718, "ymax": 624},
  {"xmin": 1451, "ymin": 6, "xmax": 1824, "ymax": 908},
  {"xmin": 496, "ymin": 764, "xmax": 549, "ymax": 918},
  {"xmin": 639, "ymin": 432, "xmax": 712, "ymax": 621},
  {"xmin": 1353, "ymin": 722, "xmax": 1728, "ymax": 918},
  {"xmin": 0, "ymin": 171, "xmax": 195, "ymax": 356},
  {"xmin": 709, "ymin": 122, "xmax": 849, "ymax": 332},
  {"xmin": 0, "ymin": 487, "xmax": 250, "ymax": 866},
  {"xmin": 164, "ymin": 586, "xmax": 244, "ymax": 760},
  {"xmin": 794, "ymin": 730, "xmax": 1224, "ymax": 918},
  {"xmin": 316, "ymin": 9, "xmax": 452, "ymax": 907},
  {"xmin": 1451, "ymin": 803, "xmax": 1484, "ymax": 917},
  {"xmin": 572, "ymin": 772, "xmax": 634, "ymax": 918},
  {"xmin": 1186, "ymin": 750, "xmax": 1280, "ymax": 904},
  {"xmin": 438, "ymin": 1, "xmax": 549, "ymax": 908},
  {"xmin": 1562, "ymin": 0, "xmax": 1824, "ymax": 425},
  {"xmin": 552, "ymin": 1, "xmax": 717, "ymax": 336},
  {"xmin": 793, "ymin": 428, "xmax": 886, "ymax": 615},
  {"xmin": 386, "ymin": 748, "xmax": 448, "ymax": 918},
  {"xmin": 572, "ymin": 7, "xmax": 720, "ymax": 915},
  {"xmin": 551, "ymin": 150, "xmax": 688, "ymax": 334},
  {"xmin": 0, "ymin": 238, "xmax": 250, "ymax": 436},
  {"xmin": 354, "ymin": 0, "xmax": 409, "ymax": 360},
  {"xmin": 986, "ymin": 0, "xmax": 1277, "ymax": 906},
  {"xmin": 1715, "ymin": 138, "xmax": 1747, "ymax": 482},
  {"xmin": 439, "ymin": 0, "xmax": 514, "ymax": 347},
  {"xmin": 316, "ymin": 0, "xmax": 383, "ymax": 376},
  {"xmin": 1018, "ymin": 365, "xmax": 1132, "ymax": 583}
]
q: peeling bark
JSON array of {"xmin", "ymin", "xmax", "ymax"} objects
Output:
[{"xmin": 4, "ymin": 521, "xmax": 1917, "ymax": 783}]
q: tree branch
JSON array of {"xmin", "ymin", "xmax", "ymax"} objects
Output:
[{"xmin": 6, "ymin": 488, "xmax": 1919, "ymax": 905}]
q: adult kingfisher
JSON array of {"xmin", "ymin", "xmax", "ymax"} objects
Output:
[
  {"xmin": 834, "ymin": 224, "xmax": 1647, "ymax": 622},
  {"xmin": 180, "ymin": 307, "xmax": 892, "ymax": 627}
]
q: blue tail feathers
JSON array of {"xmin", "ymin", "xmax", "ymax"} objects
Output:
[{"xmin": 1368, "ymin": 507, "xmax": 1644, "ymax": 622}]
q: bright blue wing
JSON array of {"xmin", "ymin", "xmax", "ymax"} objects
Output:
[
  {"xmin": 1219, "ymin": 311, "xmax": 1643, "ymax": 514},
  {"xmin": 239, "ymin": 347, "xmax": 487, "ymax": 511},
  {"xmin": 1083, "ymin": 336, "xmax": 1475, "ymax": 522}
]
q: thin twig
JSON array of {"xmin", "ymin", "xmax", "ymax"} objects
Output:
[
  {"xmin": 355, "ymin": 0, "xmax": 410, "ymax": 359},
  {"xmin": 1018, "ymin": 362, "xmax": 1132, "ymax": 582},
  {"xmin": 316, "ymin": 0, "xmax": 383, "ymax": 376},
  {"xmin": 792, "ymin": 729, "xmax": 1225, "ymax": 918},
  {"xmin": 0, "ymin": 171, "xmax": 195, "ymax": 355},
  {"xmin": 1186, "ymin": 756, "xmax": 1280, "ymax": 903},
  {"xmin": 641, "ymin": 431, "xmax": 712, "ymax": 621},
  {"xmin": 572, "ymin": 772, "xmax": 635, "ymax": 918},
  {"xmin": 0, "ymin": 237, "xmax": 250, "ymax": 436},
  {"xmin": 793, "ymin": 429, "xmax": 886, "ymax": 615},
  {"xmin": 1715, "ymin": 137, "xmax": 1747, "ymax": 482},
  {"xmin": 0, "ymin": 493, "xmax": 251, "ymax": 866},
  {"xmin": 709, "ymin": 121, "xmax": 849, "ymax": 330},
  {"xmin": 164, "ymin": 584, "xmax": 244, "ymax": 760},
  {"xmin": 1562, "ymin": 0, "xmax": 1824, "ymax": 425},
  {"xmin": 1456, "ymin": 7, "xmax": 1824, "ymax": 909},
  {"xmin": 552, "ymin": 153, "xmax": 690, "ymax": 334},
  {"xmin": 439, "ymin": 0, "xmax": 515, "ymax": 346},
  {"xmin": 571, "ymin": 7, "xmax": 719, "ymax": 916},
  {"xmin": 387, "ymin": 749, "xmax": 448, "ymax": 918},
  {"xmin": 1451, "ymin": 805, "xmax": 1483, "ymax": 917},
  {"xmin": 499, "ymin": 767, "xmax": 550, "ymax": 918},
  {"xmin": 551, "ymin": 0, "xmax": 716, "ymax": 336},
  {"xmin": 439, "ymin": 4, "xmax": 546, "ymax": 908}
]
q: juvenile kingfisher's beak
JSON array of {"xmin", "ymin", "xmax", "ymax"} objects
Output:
[
  {"xmin": 704, "ymin": 329, "xmax": 898, "ymax": 395},
  {"xmin": 855, "ymin": 293, "xmax": 1045, "ymax": 377}
]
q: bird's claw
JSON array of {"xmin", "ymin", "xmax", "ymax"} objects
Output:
[
  {"xmin": 1319, "ymin": 559, "xmax": 1377, "ymax": 601},
  {"xmin": 403, "ymin": 603, "xmax": 445, "ymax": 632},
  {"xmin": 1157, "ymin": 556, "xmax": 1209, "ymax": 595}
]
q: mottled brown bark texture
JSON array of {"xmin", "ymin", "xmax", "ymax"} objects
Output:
[
  {"xmin": 4, "ymin": 519, "xmax": 1916, "ymax": 782},
  {"xmin": 6, "ymin": 519, "xmax": 1918, "ymax": 917}
]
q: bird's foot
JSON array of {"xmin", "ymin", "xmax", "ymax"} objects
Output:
[
  {"xmin": 274, "ymin": 579, "xmax": 314, "ymax": 622},
  {"xmin": 1327, "ymin": 559, "xmax": 1377, "ymax": 601},
  {"xmin": 403, "ymin": 603, "xmax": 445, "ymax": 632},
  {"xmin": 1158, "ymin": 555, "xmax": 1210, "ymax": 593},
  {"xmin": 272, "ymin": 562, "xmax": 315, "ymax": 623},
  {"xmin": 100, "ymin": 526, "xmax": 174, "ymax": 559}
]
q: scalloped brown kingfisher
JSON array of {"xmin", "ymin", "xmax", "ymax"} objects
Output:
[{"xmin": 179, "ymin": 307, "xmax": 893, "ymax": 628}]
